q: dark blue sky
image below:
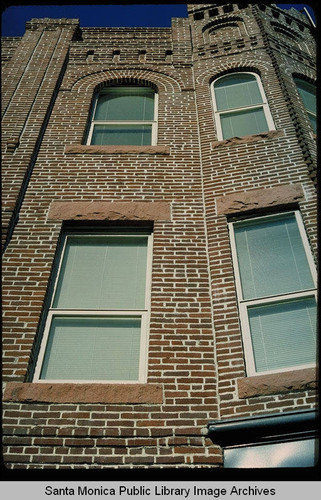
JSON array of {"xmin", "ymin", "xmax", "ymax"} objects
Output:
[{"xmin": 1, "ymin": 3, "xmax": 316, "ymax": 37}]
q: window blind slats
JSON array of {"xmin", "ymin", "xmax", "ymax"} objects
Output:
[
  {"xmin": 53, "ymin": 236, "xmax": 148, "ymax": 310},
  {"xmin": 94, "ymin": 89, "xmax": 154, "ymax": 121},
  {"xmin": 294, "ymin": 78, "xmax": 316, "ymax": 114},
  {"xmin": 234, "ymin": 215, "xmax": 315, "ymax": 300},
  {"xmin": 248, "ymin": 297, "xmax": 317, "ymax": 372},
  {"xmin": 220, "ymin": 107, "xmax": 268, "ymax": 140},
  {"xmin": 91, "ymin": 125, "xmax": 152, "ymax": 146},
  {"xmin": 294, "ymin": 78, "xmax": 316, "ymax": 132},
  {"xmin": 40, "ymin": 316, "xmax": 141, "ymax": 380},
  {"xmin": 231, "ymin": 212, "xmax": 317, "ymax": 375},
  {"xmin": 215, "ymin": 74, "xmax": 263, "ymax": 111}
]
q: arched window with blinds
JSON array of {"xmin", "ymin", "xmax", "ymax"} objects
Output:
[{"xmin": 212, "ymin": 72, "xmax": 275, "ymax": 140}]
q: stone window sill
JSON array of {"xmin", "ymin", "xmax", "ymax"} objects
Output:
[
  {"xmin": 64, "ymin": 144, "xmax": 170, "ymax": 155},
  {"xmin": 237, "ymin": 367, "xmax": 317, "ymax": 399},
  {"xmin": 3, "ymin": 382, "xmax": 163, "ymax": 404},
  {"xmin": 211, "ymin": 129, "xmax": 285, "ymax": 149}
]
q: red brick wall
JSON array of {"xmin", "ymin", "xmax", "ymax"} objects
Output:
[{"xmin": 2, "ymin": 3, "xmax": 317, "ymax": 469}]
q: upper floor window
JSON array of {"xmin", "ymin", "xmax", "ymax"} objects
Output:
[
  {"xmin": 33, "ymin": 228, "xmax": 152, "ymax": 383},
  {"xmin": 229, "ymin": 211, "xmax": 317, "ymax": 376},
  {"xmin": 212, "ymin": 72, "xmax": 275, "ymax": 140},
  {"xmin": 87, "ymin": 86, "xmax": 157, "ymax": 146},
  {"xmin": 294, "ymin": 77, "xmax": 316, "ymax": 133}
]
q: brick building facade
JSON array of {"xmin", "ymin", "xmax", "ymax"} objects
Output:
[{"xmin": 2, "ymin": 3, "xmax": 317, "ymax": 473}]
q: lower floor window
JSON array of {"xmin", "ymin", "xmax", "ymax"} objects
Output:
[
  {"xmin": 40, "ymin": 314, "xmax": 145, "ymax": 381},
  {"xmin": 229, "ymin": 211, "xmax": 317, "ymax": 375},
  {"xmin": 33, "ymin": 229, "xmax": 152, "ymax": 383}
]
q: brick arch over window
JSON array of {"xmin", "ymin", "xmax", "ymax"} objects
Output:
[
  {"xmin": 202, "ymin": 16, "xmax": 244, "ymax": 33},
  {"xmin": 208, "ymin": 66, "xmax": 263, "ymax": 87},
  {"xmin": 69, "ymin": 69, "xmax": 183, "ymax": 94},
  {"xmin": 209, "ymin": 21, "xmax": 238, "ymax": 33},
  {"xmin": 270, "ymin": 21, "xmax": 302, "ymax": 41},
  {"xmin": 67, "ymin": 69, "xmax": 183, "ymax": 147},
  {"xmin": 202, "ymin": 16, "xmax": 246, "ymax": 43},
  {"xmin": 94, "ymin": 78, "xmax": 158, "ymax": 94}
]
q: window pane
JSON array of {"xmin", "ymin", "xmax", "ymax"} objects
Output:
[
  {"xmin": 248, "ymin": 297, "xmax": 317, "ymax": 372},
  {"xmin": 94, "ymin": 88, "xmax": 154, "ymax": 121},
  {"xmin": 295, "ymin": 79, "xmax": 316, "ymax": 114},
  {"xmin": 91, "ymin": 124, "xmax": 152, "ymax": 145},
  {"xmin": 220, "ymin": 107, "xmax": 268, "ymax": 139},
  {"xmin": 234, "ymin": 214, "xmax": 315, "ymax": 299},
  {"xmin": 40, "ymin": 316, "xmax": 142, "ymax": 380},
  {"xmin": 53, "ymin": 236, "xmax": 148, "ymax": 309},
  {"xmin": 215, "ymin": 74, "xmax": 263, "ymax": 111}
]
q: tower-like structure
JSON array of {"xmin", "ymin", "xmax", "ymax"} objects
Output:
[{"xmin": 2, "ymin": 4, "xmax": 317, "ymax": 472}]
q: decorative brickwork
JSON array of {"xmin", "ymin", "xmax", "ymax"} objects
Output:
[{"xmin": 2, "ymin": 3, "xmax": 317, "ymax": 470}]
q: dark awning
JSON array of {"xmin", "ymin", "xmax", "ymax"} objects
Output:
[{"xmin": 207, "ymin": 409, "xmax": 318, "ymax": 447}]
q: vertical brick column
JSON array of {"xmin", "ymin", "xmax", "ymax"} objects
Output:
[{"xmin": 1, "ymin": 18, "xmax": 80, "ymax": 249}]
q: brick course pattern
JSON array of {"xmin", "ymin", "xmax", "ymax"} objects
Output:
[{"xmin": 2, "ymin": 4, "xmax": 317, "ymax": 469}]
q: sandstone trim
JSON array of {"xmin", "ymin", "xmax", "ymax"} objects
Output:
[
  {"xmin": 64, "ymin": 145, "xmax": 170, "ymax": 155},
  {"xmin": 216, "ymin": 183, "xmax": 304, "ymax": 215},
  {"xmin": 211, "ymin": 129, "xmax": 285, "ymax": 149},
  {"xmin": 3, "ymin": 382, "xmax": 164, "ymax": 404},
  {"xmin": 237, "ymin": 367, "xmax": 317, "ymax": 399},
  {"xmin": 48, "ymin": 201, "xmax": 172, "ymax": 221}
]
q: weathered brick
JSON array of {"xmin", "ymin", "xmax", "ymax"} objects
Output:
[{"xmin": 1, "ymin": 3, "xmax": 317, "ymax": 470}]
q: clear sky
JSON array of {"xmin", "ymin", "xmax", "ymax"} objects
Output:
[{"xmin": 1, "ymin": 3, "xmax": 317, "ymax": 37}]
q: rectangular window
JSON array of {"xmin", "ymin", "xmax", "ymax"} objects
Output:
[
  {"xmin": 34, "ymin": 230, "xmax": 153, "ymax": 383},
  {"xmin": 87, "ymin": 86, "xmax": 157, "ymax": 146},
  {"xmin": 229, "ymin": 211, "xmax": 317, "ymax": 375}
]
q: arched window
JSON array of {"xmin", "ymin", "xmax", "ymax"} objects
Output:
[
  {"xmin": 87, "ymin": 85, "xmax": 157, "ymax": 145},
  {"xmin": 212, "ymin": 72, "xmax": 275, "ymax": 140},
  {"xmin": 294, "ymin": 77, "xmax": 316, "ymax": 133}
]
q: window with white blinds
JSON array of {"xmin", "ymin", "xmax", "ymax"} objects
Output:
[
  {"xmin": 294, "ymin": 77, "xmax": 316, "ymax": 133},
  {"xmin": 229, "ymin": 212, "xmax": 317, "ymax": 375},
  {"xmin": 34, "ymin": 232, "xmax": 152, "ymax": 382},
  {"xmin": 212, "ymin": 72, "xmax": 275, "ymax": 140},
  {"xmin": 87, "ymin": 86, "xmax": 157, "ymax": 146}
]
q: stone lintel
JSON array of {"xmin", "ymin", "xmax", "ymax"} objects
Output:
[
  {"xmin": 3, "ymin": 382, "xmax": 164, "ymax": 404},
  {"xmin": 237, "ymin": 367, "xmax": 317, "ymax": 399},
  {"xmin": 216, "ymin": 183, "xmax": 304, "ymax": 215},
  {"xmin": 48, "ymin": 201, "xmax": 171, "ymax": 222}
]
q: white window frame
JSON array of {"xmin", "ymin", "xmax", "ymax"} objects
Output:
[
  {"xmin": 86, "ymin": 86, "xmax": 158, "ymax": 146},
  {"xmin": 211, "ymin": 72, "xmax": 275, "ymax": 141},
  {"xmin": 33, "ymin": 232, "xmax": 153, "ymax": 384},
  {"xmin": 228, "ymin": 211, "xmax": 317, "ymax": 376}
]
